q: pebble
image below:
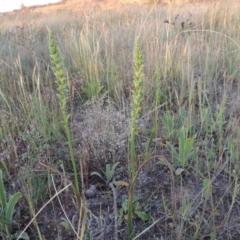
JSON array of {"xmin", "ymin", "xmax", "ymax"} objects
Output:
[{"xmin": 85, "ymin": 185, "xmax": 98, "ymax": 198}]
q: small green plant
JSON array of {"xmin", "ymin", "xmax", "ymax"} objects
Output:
[
  {"xmin": 91, "ymin": 162, "xmax": 128, "ymax": 188},
  {"xmin": 163, "ymin": 108, "xmax": 185, "ymax": 141},
  {"xmin": 91, "ymin": 162, "xmax": 120, "ymax": 184},
  {"xmin": 0, "ymin": 170, "xmax": 28, "ymax": 239},
  {"xmin": 166, "ymin": 126, "xmax": 196, "ymax": 167},
  {"xmin": 60, "ymin": 215, "xmax": 78, "ymax": 234},
  {"xmin": 119, "ymin": 195, "xmax": 149, "ymax": 225}
]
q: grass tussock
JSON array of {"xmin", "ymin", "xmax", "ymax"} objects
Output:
[{"xmin": 1, "ymin": 0, "xmax": 240, "ymax": 239}]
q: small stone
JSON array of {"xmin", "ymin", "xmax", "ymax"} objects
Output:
[
  {"xmin": 194, "ymin": 214, "xmax": 199, "ymax": 220},
  {"xmin": 168, "ymin": 222, "xmax": 174, "ymax": 229},
  {"xmin": 85, "ymin": 185, "xmax": 97, "ymax": 198}
]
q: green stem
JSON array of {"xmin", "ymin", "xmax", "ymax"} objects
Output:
[
  {"xmin": 130, "ymin": 128, "xmax": 136, "ymax": 179},
  {"xmin": 64, "ymin": 122, "xmax": 80, "ymax": 195}
]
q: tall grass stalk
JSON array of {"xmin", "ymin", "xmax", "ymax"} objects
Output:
[
  {"xmin": 128, "ymin": 38, "xmax": 144, "ymax": 239},
  {"xmin": 48, "ymin": 29, "xmax": 86, "ymax": 239},
  {"xmin": 17, "ymin": 183, "xmax": 72, "ymax": 240},
  {"xmin": 47, "ymin": 28, "xmax": 80, "ymax": 198},
  {"xmin": 128, "ymin": 155, "xmax": 175, "ymax": 239},
  {"xmin": 130, "ymin": 38, "xmax": 144, "ymax": 180},
  {"xmin": 146, "ymin": 69, "xmax": 161, "ymax": 157}
]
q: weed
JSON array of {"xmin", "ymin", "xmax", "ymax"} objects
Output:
[
  {"xmin": 167, "ymin": 126, "xmax": 196, "ymax": 167},
  {"xmin": 0, "ymin": 170, "xmax": 28, "ymax": 239},
  {"xmin": 91, "ymin": 162, "xmax": 120, "ymax": 184},
  {"xmin": 119, "ymin": 195, "xmax": 149, "ymax": 225}
]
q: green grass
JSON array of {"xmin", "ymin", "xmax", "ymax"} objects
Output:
[{"xmin": 1, "ymin": 0, "xmax": 240, "ymax": 238}]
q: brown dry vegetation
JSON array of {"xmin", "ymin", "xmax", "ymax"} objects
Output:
[{"xmin": 1, "ymin": 0, "xmax": 240, "ymax": 239}]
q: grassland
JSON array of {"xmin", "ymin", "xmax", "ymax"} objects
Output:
[{"xmin": 1, "ymin": 0, "xmax": 240, "ymax": 239}]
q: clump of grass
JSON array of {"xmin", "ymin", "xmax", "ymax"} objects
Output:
[{"xmin": 166, "ymin": 126, "xmax": 196, "ymax": 167}]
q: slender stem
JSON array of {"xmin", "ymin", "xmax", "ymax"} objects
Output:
[
  {"xmin": 109, "ymin": 182, "xmax": 118, "ymax": 240},
  {"xmin": 64, "ymin": 123, "xmax": 80, "ymax": 195},
  {"xmin": 130, "ymin": 128, "xmax": 136, "ymax": 179}
]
